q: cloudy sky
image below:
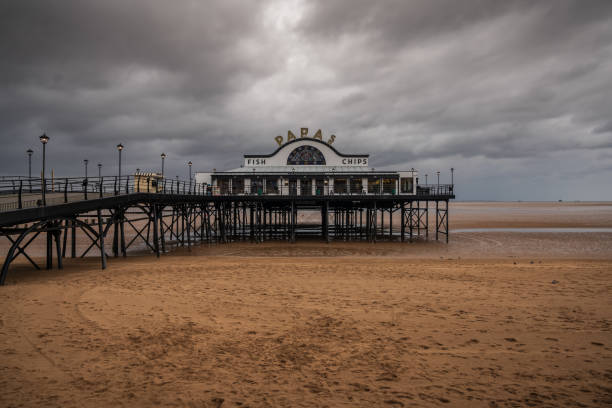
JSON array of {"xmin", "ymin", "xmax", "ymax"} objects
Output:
[{"xmin": 1, "ymin": 0, "xmax": 611, "ymax": 200}]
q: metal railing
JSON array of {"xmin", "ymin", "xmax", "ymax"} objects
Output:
[
  {"xmin": 0, "ymin": 176, "xmax": 204, "ymax": 212},
  {"xmin": 0, "ymin": 176, "xmax": 454, "ymax": 213},
  {"xmin": 416, "ymin": 184, "xmax": 454, "ymax": 196}
]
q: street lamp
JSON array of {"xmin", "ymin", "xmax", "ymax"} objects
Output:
[
  {"xmin": 188, "ymin": 161, "xmax": 192, "ymax": 181},
  {"xmin": 39, "ymin": 133, "xmax": 49, "ymax": 206},
  {"xmin": 425, "ymin": 174, "xmax": 428, "ymax": 185},
  {"xmin": 451, "ymin": 167, "xmax": 454, "ymax": 185},
  {"xmin": 436, "ymin": 171, "xmax": 440, "ymax": 188},
  {"xmin": 116, "ymin": 143, "xmax": 124, "ymax": 181},
  {"xmin": 161, "ymin": 153, "xmax": 166, "ymax": 177},
  {"xmin": 26, "ymin": 149, "xmax": 33, "ymax": 179},
  {"xmin": 84, "ymin": 159, "xmax": 89, "ymax": 178},
  {"xmin": 98, "ymin": 163, "xmax": 102, "ymax": 178}
]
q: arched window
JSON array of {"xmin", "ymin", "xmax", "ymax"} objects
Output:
[{"xmin": 287, "ymin": 145, "xmax": 326, "ymax": 165}]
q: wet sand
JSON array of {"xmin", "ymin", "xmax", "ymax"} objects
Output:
[{"xmin": 0, "ymin": 202, "xmax": 611, "ymax": 407}]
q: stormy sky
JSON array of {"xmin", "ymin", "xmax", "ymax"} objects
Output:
[{"xmin": 1, "ymin": 0, "xmax": 612, "ymax": 200}]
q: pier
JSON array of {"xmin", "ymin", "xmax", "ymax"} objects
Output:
[{"xmin": 0, "ymin": 175, "xmax": 454, "ymax": 284}]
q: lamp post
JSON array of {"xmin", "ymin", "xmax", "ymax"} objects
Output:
[
  {"xmin": 188, "ymin": 161, "xmax": 192, "ymax": 182},
  {"xmin": 161, "ymin": 153, "xmax": 166, "ymax": 177},
  {"xmin": 84, "ymin": 159, "xmax": 88, "ymax": 178},
  {"xmin": 425, "ymin": 174, "xmax": 428, "ymax": 185},
  {"xmin": 436, "ymin": 171, "xmax": 440, "ymax": 194},
  {"xmin": 116, "ymin": 143, "xmax": 124, "ymax": 181},
  {"xmin": 451, "ymin": 167, "xmax": 454, "ymax": 185},
  {"xmin": 39, "ymin": 133, "xmax": 49, "ymax": 206},
  {"xmin": 98, "ymin": 163, "xmax": 102, "ymax": 178},
  {"xmin": 27, "ymin": 149, "xmax": 33, "ymax": 179}
]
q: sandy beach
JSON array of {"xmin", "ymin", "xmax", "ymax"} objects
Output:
[{"xmin": 1, "ymin": 202, "xmax": 611, "ymax": 407}]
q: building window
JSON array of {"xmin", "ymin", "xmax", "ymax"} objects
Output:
[
  {"xmin": 334, "ymin": 178, "xmax": 347, "ymax": 193},
  {"xmin": 368, "ymin": 178, "xmax": 380, "ymax": 194},
  {"xmin": 218, "ymin": 178, "xmax": 230, "ymax": 194},
  {"xmin": 251, "ymin": 178, "xmax": 263, "ymax": 194},
  {"xmin": 400, "ymin": 177, "xmax": 413, "ymax": 194},
  {"xmin": 301, "ymin": 178, "xmax": 312, "ymax": 196},
  {"xmin": 383, "ymin": 178, "xmax": 395, "ymax": 194},
  {"xmin": 350, "ymin": 178, "xmax": 362, "ymax": 194},
  {"xmin": 287, "ymin": 145, "xmax": 326, "ymax": 165},
  {"xmin": 265, "ymin": 177, "xmax": 279, "ymax": 194},
  {"xmin": 232, "ymin": 178, "xmax": 244, "ymax": 194}
]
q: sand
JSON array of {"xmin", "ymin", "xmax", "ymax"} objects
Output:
[{"xmin": 0, "ymin": 202, "xmax": 611, "ymax": 407}]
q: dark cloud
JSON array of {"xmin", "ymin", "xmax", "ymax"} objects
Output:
[{"xmin": 1, "ymin": 0, "xmax": 611, "ymax": 199}]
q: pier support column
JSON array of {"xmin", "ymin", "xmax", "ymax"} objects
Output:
[
  {"xmin": 120, "ymin": 209, "xmax": 126, "ymax": 257},
  {"xmin": 400, "ymin": 202, "xmax": 405, "ymax": 242},
  {"xmin": 71, "ymin": 220, "xmax": 76, "ymax": 258},
  {"xmin": 409, "ymin": 201, "xmax": 414, "ymax": 242},
  {"xmin": 153, "ymin": 204, "xmax": 160, "ymax": 257},
  {"xmin": 113, "ymin": 210, "xmax": 119, "ymax": 257},
  {"xmin": 446, "ymin": 200, "xmax": 449, "ymax": 243},
  {"xmin": 435, "ymin": 200, "xmax": 449, "ymax": 243},
  {"xmin": 249, "ymin": 204, "xmax": 254, "ymax": 242},
  {"xmin": 186, "ymin": 205, "xmax": 191, "ymax": 249},
  {"xmin": 160, "ymin": 206, "xmax": 167, "ymax": 252},
  {"xmin": 97, "ymin": 209, "xmax": 107, "ymax": 269},
  {"xmin": 389, "ymin": 206, "xmax": 393, "ymax": 240},
  {"xmin": 372, "ymin": 202, "xmax": 377, "ymax": 243},
  {"xmin": 435, "ymin": 201, "xmax": 439, "ymax": 241},
  {"xmin": 291, "ymin": 201, "xmax": 296, "ymax": 243},
  {"xmin": 53, "ymin": 224, "xmax": 63, "ymax": 270},
  {"xmin": 46, "ymin": 228, "xmax": 53, "ymax": 270},
  {"xmin": 425, "ymin": 201, "xmax": 429, "ymax": 239}
]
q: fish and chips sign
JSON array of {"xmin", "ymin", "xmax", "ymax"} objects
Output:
[{"xmin": 274, "ymin": 128, "xmax": 336, "ymax": 146}]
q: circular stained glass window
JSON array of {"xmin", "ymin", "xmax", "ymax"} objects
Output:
[{"xmin": 287, "ymin": 145, "xmax": 326, "ymax": 165}]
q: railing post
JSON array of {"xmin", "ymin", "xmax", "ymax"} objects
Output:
[
  {"xmin": 147, "ymin": 177, "xmax": 150, "ymax": 193},
  {"xmin": 64, "ymin": 179, "xmax": 68, "ymax": 203},
  {"xmin": 18, "ymin": 180, "xmax": 22, "ymax": 209}
]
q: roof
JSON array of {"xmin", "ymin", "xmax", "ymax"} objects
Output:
[{"xmin": 243, "ymin": 137, "xmax": 369, "ymax": 158}]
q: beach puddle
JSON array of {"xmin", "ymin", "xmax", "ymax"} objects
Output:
[{"xmin": 452, "ymin": 227, "xmax": 612, "ymax": 233}]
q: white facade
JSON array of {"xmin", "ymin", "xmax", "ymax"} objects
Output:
[{"xmin": 243, "ymin": 139, "xmax": 369, "ymax": 168}]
